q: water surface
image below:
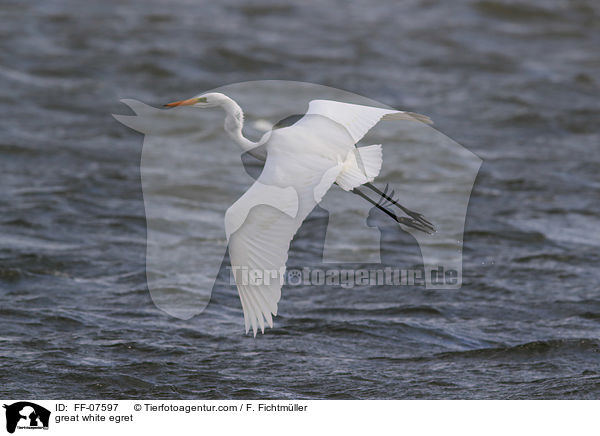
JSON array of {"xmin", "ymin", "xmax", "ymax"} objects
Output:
[{"xmin": 1, "ymin": 0, "xmax": 599, "ymax": 398}]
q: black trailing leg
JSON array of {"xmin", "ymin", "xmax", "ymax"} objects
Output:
[
  {"xmin": 352, "ymin": 188, "xmax": 433, "ymax": 234},
  {"xmin": 364, "ymin": 182, "xmax": 434, "ymax": 232}
]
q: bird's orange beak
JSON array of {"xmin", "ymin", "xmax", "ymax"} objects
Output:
[{"xmin": 163, "ymin": 98, "xmax": 198, "ymax": 108}]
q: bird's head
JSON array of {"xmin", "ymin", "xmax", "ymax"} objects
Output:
[{"xmin": 163, "ymin": 92, "xmax": 228, "ymax": 109}]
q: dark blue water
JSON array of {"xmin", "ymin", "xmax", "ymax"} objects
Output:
[{"xmin": 1, "ymin": 0, "xmax": 599, "ymax": 398}]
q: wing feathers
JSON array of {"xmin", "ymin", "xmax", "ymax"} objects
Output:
[
  {"xmin": 224, "ymin": 182, "xmax": 298, "ymax": 240},
  {"xmin": 305, "ymin": 100, "xmax": 433, "ymax": 146},
  {"xmin": 382, "ymin": 111, "xmax": 433, "ymax": 124}
]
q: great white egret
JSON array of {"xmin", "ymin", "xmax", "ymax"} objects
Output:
[{"xmin": 164, "ymin": 92, "xmax": 433, "ymax": 335}]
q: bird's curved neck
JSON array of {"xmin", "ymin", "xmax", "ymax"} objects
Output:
[{"xmin": 221, "ymin": 97, "xmax": 262, "ymax": 153}]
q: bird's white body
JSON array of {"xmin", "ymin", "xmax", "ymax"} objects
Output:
[{"xmin": 163, "ymin": 93, "xmax": 432, "ymax": 335}]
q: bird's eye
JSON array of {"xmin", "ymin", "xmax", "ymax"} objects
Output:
[{"xmin": 197, "ymin": 97, "xmax": 207, "ymax": 103}]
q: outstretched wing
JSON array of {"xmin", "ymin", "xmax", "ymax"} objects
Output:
[
  {"xmin": 293, "ymin": 100, "xmax": 432, "ymax": 177},
  {"xmin": 225, "ymin": 146, "xmax": 343, "ymax": 336},
  {"xmin": 297, "ymin": 99, "xmax": 432, "ymax": 145}
]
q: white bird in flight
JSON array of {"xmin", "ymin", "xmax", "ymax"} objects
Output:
[{"xmin": 164, "ymin": 93, "xmax": 433, "ymax": 335}]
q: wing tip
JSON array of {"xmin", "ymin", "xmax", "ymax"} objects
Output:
[{"xmin": 383, "ymin": 111, "xmax": 434, "ymax": 125}]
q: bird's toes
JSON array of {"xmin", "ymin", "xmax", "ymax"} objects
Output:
[{"xmin": 398, "ymin": 217, "xmax": 434, "ymax": 234}]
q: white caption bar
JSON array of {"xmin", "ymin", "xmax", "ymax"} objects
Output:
[{"xmin": 0, "ymin": 400, "xmax": 597, "ymax": 436}]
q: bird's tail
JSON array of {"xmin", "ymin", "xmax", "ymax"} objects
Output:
[{"xmin": 336, "ymin": 144, "xmax": 382, "ymax": 191}]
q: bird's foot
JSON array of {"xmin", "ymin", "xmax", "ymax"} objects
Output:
[
  {"xmin": 398, "ymin": 207, "xmax": 435, "ymax": 232},
  {"xmin": 396, "ymin": 216, "xmax": 435, "ymax": 234},
  {"xmin": 378, "ymin": 184, "xmax": 435, "ymax": 233}
]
